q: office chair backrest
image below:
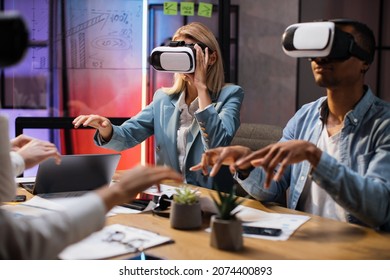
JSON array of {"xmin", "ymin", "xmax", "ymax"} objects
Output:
[{"xmin": 231, "ymin": 123, "xmax": 283, "ymax": 151}]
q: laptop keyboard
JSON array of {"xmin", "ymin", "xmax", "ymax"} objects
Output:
[
  {"xmin": 37, "ymin": 191, "xmax": 89, "ymax": 199},
  {"xmin": 19, "ymin": 182, "xmax": 89, "ymax": 199}
]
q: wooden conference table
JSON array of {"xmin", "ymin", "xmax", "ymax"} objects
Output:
[
  {"xmin": 104, "ymin": 182, "xmax": 390, "ymax": 260},
  {"xmin": 17, "ymin": 182, "xmax": 390, "ymax": 260}
]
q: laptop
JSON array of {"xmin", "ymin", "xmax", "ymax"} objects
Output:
[{"xmin": 20, "ymin": 153, "xmax": 121, "ymax": 198}]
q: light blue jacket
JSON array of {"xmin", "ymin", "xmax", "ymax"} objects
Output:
[
  {"xmin": 95, "ymin": 84, "xmax": 244, "ymax": 188},
  {"xmin": 239, "ymin": 87, "xmax": 390, "ymax": 231}
]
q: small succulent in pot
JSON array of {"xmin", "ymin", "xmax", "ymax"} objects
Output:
[
  {"xmin": 170, "ymin": 186, "xmax": 202, "ymax": 230},
  {"xmin": 173, "ymin": 186, "xmax": 199, "ymax": 205}
]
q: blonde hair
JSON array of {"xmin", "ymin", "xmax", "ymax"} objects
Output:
[{"xmin": 162, "ymin": 22, "xmax": 225, "ymax": 97}]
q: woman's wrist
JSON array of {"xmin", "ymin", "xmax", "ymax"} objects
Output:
[{"xmin": 99, "ymin": 127, "xmax": 113, "ymax": 142}]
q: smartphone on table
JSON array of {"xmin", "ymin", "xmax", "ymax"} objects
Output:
[
  {"xmin": 242, "ymin": 225, "xmax": 282, "ymax": 237},
  {"xmin": 10, "ymin": 195, "xmax": 27, "ymax": 202}
]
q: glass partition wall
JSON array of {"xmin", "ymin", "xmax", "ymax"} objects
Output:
[
  {"xmin": 1, "ymin": 0, "xmax": 147, "ymax": 175},
  {"xmin": 1, "ymin": 0, "xmax": 239, "ymax": 176}
]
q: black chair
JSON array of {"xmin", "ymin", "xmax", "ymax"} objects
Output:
[
  {"xmin": 15, "ymin": 116, "xmax": 129, "ymax": 154},
  {"xmin": 15, "ymin": 116, "xmax": 128, "ymax": 135}
]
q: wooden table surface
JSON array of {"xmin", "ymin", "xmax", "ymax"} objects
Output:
[{"xmin": 106, "ymin": 183, "xmax": 390, "ymax": 260}]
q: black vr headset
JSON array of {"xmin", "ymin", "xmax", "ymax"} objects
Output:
[
  {"xmin": 281, "ymin": 20, "xmax": 372, "ymax": 63},
  {"xmin": 149, "ymin": 41, "xmax": 210, "ymax": 73}
]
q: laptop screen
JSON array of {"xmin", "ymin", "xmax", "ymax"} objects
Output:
[{"xmin": 32, "ymin": 153, "xmax": 121, "ymax": 195}]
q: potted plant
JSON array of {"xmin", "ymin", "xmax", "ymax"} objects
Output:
[
  {"xmin": 210, "ymin": 184, "xmax": 244, "ymax": 251},
  {"xmin": 170, "ymin": 186, "xmax": 202, "ymax": 230}
]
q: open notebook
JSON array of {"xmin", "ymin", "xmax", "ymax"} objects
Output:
[
  {"xmin": 19, "ymin": 153, "xmax": 120, "ymax": 198},
  {"xmin": 59, "ymin": 223, "xmax": 173, "ymax": 259}
]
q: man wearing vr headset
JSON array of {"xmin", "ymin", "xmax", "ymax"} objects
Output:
[
  {"xmin": 73, "ymin": 22, "xmax": 244, "ymax": 191},
  {"xmin": 192, "ymin": 19, "xmax": 390, "ymax": 231}
]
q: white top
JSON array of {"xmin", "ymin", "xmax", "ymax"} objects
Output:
[
  {"xmin": 177, "ymin": 91, "xmax": 199, "ymax": 173},
  {"xmin": 0, "ymin": 115, "xmax": 107, "ymax": 259},
  {"xmin": 299, "ymin": 126, "xmax": 347, "ymax": 222},
  {"xmin": 0, "ymin": 116, "xmax": 17, "ymax": 202},
  {"xmin": 176, "ymin": 91, "xmax": 214, "ymax": 174},
  {"xmin": 10, "ymin": 151, "xmax": 25, "ymax": 177}
]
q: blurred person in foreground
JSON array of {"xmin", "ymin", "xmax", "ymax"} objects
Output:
[{"xmin": 0, "ymin": 115, "xmax": 182, "ymax": 259}]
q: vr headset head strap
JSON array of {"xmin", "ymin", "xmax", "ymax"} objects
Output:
[
  {"xmin": 169, "ymin": 40, "xmax": 211, "ymax": 52},
  {"xmin": 328, "ymin": 19, "xmax": 372, "ymax": 63},
  {"xmin": 169, "ymin": 41, "xmax": 186, "ymax": 47}
]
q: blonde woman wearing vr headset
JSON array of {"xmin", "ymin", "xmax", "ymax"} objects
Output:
[
  {"xmin": 73, "ymin": 22, "xmax": 244, "ymax": 191},
  {"xmin": 192, "ymin": 19, "xmax": 390, "ymax": 232}
]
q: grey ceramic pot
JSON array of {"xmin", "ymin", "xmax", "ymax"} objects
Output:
[
  {"xmin": 170, "ymin": 201, "xmax": 202, "ymax": 230},
  {"xmin": 210, "ymin": 215, "xmax": 243, "ymax": 251}
]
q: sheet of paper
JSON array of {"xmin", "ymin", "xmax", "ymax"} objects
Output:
[
  {"xmin": 15, "ymin": 176, "xmax": 36, "ymax": 184},
  {"xmin": 142, "ymin": 184, "xmax": 202, "ymax": 200},
  {"xmin": 236, "ymin": 205, "xmax": 310, "ymax": 241},
  {"xmin": 1, "ymin": 204, "xmax": 52, "ymax": 218},
  {"xmin": 59, "ymin": 223, "xmax": 173, "ymax": 259},
  {"xmin": 199, "ymin": 196, "xmax": 218, "ymax": 214},
  {"xmin": 205, "ymin": 205, "xmax": 310, "ymax": 241},
  {"xmin": 142, "ymin": 184, "xmax": 180, "ymax": 197},
  {"xmin": 1, "ymin": 196, "xmax": 66, "ymax": 217},
  {"xmin": 107, "ymin": 205, "xmax": 141, "ymax": 216}
]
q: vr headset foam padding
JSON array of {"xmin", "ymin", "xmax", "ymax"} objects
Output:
[
  {"xmin": 150, "ymin": 41, "xmax": 208, "ymax": 73},
  {"xmin": 281, "ymin": 21, "xmax": 371, "ymax": 63}
]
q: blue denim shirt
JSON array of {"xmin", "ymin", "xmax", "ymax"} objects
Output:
[{"xmin": 238, "ymin": 87, "xmax": 390, "ymax": 231}]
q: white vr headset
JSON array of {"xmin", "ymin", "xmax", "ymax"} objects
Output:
[
  {"xmin": 150, "ymin": 41, "xmax": 209, "ymax": 73},
  {"xmin": 281, "ymin": 21, "xmax": 372, "ymax": 63}
]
